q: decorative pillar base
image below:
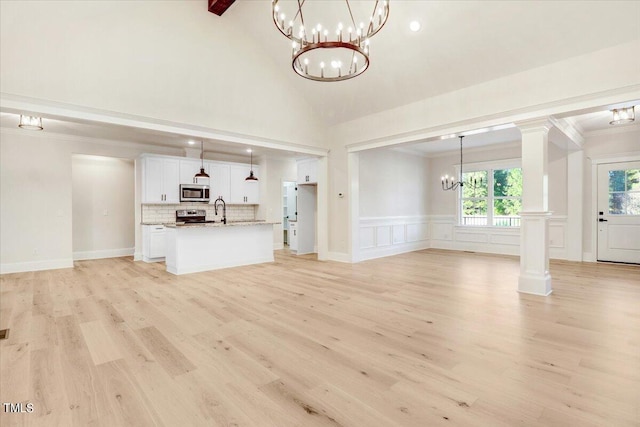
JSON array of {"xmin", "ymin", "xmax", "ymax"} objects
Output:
[
  {"xmin": 518, "ymin": 272, "xmax": 552, "ymax": 296},
  {"xmin": 518, "ymin": 211, "xmax": 553, "ymax": 296}
]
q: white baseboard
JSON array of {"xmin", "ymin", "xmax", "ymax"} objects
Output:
[
  {"xmin": 360, "ymin": 241, "xmax": 430, "ymax": 261},
  {"xmin": 73, "ymin": 247, "xmax": 134, "ymax": 261},
  {"xmin": 1, "ymin": 258, "xmax": 74, "ymax": 274},
  {"xmin": 327, "ymin": 251, "xmax": 352, "ymax": 263},
  {"xmin": 133, "ymin": 251, "xmax": 142, "ymax": 261},
  {"xmin": 273, "ymin": 243, "xmax": 284, "ymax": 250},
  {"xmin": 582, "ymin": 252, "xmax": 596, "ymax": 262}
]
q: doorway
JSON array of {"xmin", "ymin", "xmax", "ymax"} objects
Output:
[
  {"xmin": 596, "ymin": 161, "xmax": 640, "ymax": 263},
  {"xmin": 72, "ymin": 155, "xmax": 135, "ymax": 260},
  {"xmin": 282, "ymin": 181, "xmax": 297, "ymax": 245}
]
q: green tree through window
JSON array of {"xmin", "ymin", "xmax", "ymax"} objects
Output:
[
  {"xmin": 459, "ymin": 166, "xmax": 522, "ymax": 227},
  {"xmin": 609, "ymin": 168, "xmax": 640, "ymax": 215}
]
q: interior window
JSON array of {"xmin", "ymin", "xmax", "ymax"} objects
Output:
[
  {"xmin": 459, "ymin": 167, "xmax": 522, "ymax": 227},
  {"xmin": 493, "ymin": 168, "xmax": 522, "ymax": 226}
]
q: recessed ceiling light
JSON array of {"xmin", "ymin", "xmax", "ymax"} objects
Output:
[
  {"xmin": 409, "ymin": 21, "xmax": 421, "ymax": 32},
  {"xmin": 188, "ymin": 140, "xmax": 196, "ymax": 145}
]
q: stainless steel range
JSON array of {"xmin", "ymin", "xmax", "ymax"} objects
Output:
[{"xmin": 175, "ymin": 209, "xmax": 216, "ymax": 224}]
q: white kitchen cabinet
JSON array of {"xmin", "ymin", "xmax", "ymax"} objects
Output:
[
  {"xmin": 208, "ymin": 162, "xmax": 231, "ymax": 202},
  {"xmin": 229, "ymin": 164, "xmax": 260, "ymax": 204},
  {"xmin": 142, "ymin": 156, "xmax": 180, "ymax": 204},
  {"xmin": 289, "ymin": 221, "xmax": 298, "ymax": 252},
  {"xmin": 142, "ymin": 225, "xmax": 166, "ymax": 262},
  {"xmin": 297, "ymin": 158, "xmax": 318, "ymax": 184},
  {"xmin": 180, "ymin": 159, "xmax": 210, "ymax": 185}
]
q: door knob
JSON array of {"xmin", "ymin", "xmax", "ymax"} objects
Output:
[{"xmin": 599, "ymin": 218, "xmax": 608, "ymax": 222}]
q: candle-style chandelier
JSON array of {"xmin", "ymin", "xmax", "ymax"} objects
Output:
[
  {"xmin": 441, "ymin": 136, "xmax": 483, "ymax": 191},
  {"xmin": 271, "ymin": 0, "xmax": 390, "ymax": 82}
]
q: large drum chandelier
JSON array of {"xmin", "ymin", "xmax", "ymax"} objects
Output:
[{"xmin": 271, "ymin": 0, "xmax": 390, "ymax": 82}]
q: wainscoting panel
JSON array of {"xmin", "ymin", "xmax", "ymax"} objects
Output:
[
  {"xmin": 428, "ymin": 215, "xmax": 568, "ymax": 260},
  {"xmin": 358, "ymin": 215, "xmax": 569, "ymax": 262},
  {"xmin": 455, "ymin": 232, "xmax": 489, "ymax": 244},
  {"xmin": 376, "ymin": 226, "xmax": 392, "ymax": 247},
  {"xmin": 359, "ymin": 216, "xmax": 429, "ymax": 261},
  {"xmin": 392, "ymin": 225, "xmax": 405, "ymax": 244},
  {"xmin": 490, "ymin": 233, "xmax": 520, "ymax": 246},
  {"xmin": 549, "ymin": 216, "xmax": 568, "ymax": 260},
  {"xmin": 360, "ymin": 227, "xmax": 376, "ymax": 249}
]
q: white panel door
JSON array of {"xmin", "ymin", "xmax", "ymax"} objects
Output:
[{"xmin": 597, "ymin": 161, "xmax": 640, "ymax": 263}]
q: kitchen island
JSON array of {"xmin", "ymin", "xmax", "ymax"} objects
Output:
[{"xmin": 164, "ymin": 221, "xmax": 278, "ymax": 275}]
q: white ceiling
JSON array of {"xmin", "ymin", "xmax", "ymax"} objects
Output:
[
  {"xmin": 229, "ymin": 0, "xmax": 640, "ymax": 125},
  {"xmin": 1, "ymin": 1, "xmax": 638, "ymax": 156}
]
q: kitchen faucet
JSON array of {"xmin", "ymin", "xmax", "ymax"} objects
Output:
[{"xmin": 214, "ymin": 197, "xmax": 226, "ymax": 224}]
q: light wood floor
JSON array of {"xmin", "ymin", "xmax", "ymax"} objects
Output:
[{"xmin": 1, "ymin": 249, "xmax": 639, "ymax": 426}]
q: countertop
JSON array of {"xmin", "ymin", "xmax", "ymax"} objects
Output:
[
  {"xmin": 165, "ymin": 220, "xmax": 280, "ymax": 228},
  {"xmin": 141, "ymin": 221, "xmax": 280, "ymax": 227}
]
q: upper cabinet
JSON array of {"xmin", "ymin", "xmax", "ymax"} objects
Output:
[
  {"xmin": 297, "ymin": 158, "xmax": 318, "ymax": 184},
  {"xmin": 179, "ymin": 159, "xmax": 210, "ymax": 185},
  {"xmin": 208, "ymin": 162, "xmax": 231, "ymax": 203},
  {"xmin": 142, "ymin": 156, "xmax": 180, "ymax": 204},
  {"xmin": 139, "ymin": 154, "xmax": 259, "ymax": 205},
  {"xmin": 229, "ymin": 165, "xmax": 260, "ymax": 204}
]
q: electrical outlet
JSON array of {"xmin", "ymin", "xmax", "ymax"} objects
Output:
[
  {"xmin": 32, "ymin": 249, "xmax": 38, "ymax": 255},
  {"xmin": 103, "ymin": 209, "xmax": 109, "ymax": 216}
]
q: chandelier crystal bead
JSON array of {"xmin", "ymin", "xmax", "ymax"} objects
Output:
[{"xmin": 271, "ymin": 0, "xmax": 389, "ymax": 82}]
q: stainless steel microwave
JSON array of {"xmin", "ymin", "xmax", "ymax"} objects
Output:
[{"xmin": 180, "ymin": 184, "xmax": 210, "ymax": 202}]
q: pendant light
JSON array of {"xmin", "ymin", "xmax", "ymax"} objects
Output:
[
  {"xmin": 195, "ymin": 141, "xmax": 209, "ymax": 179},
  {"xmin": 609, "ymin": 106, "xmax": 635, "ymax": 125},
  {"xmin": 18, "ymin": 115, "xmax": 43, "ymax": 130},
  {"xmin": 245, "ymin": 149, "xmax": 258, "ymax": 182}
]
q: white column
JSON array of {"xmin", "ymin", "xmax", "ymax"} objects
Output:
[{"xmin": 517, "ymin": 119, "xmax": 552, "ymax": 296}]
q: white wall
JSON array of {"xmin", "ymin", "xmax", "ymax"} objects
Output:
[
  {"xmin": 0, "ymin": 0, "xmax": 324, "ymax": 148},
  {"xmin": 0, "ymin": 128, "xmax": 182, "ymax": 273},
  {"xmin": 1, "ymin": 131, "xmax": 74, "ymax": 272},
  {"xmin": 359, "ymin": 149, "xmax": 429, "ymax": 217},
  {"xmin": 72, "ymin": 155, "xmax": 134, "ymax": 260},
  {"xmin": 357, "ymin": 149, "xmax": 430, "ymax": 260}
]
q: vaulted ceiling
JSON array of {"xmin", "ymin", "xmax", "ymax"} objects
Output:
[{"xmin": 224, "ymin": 1, "xmax": 640, "ymax": 125}]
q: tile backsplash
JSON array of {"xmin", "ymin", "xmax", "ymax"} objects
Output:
[{"xmin": 142, "ymin": 203, "xmax": 255, "ymax": 223}]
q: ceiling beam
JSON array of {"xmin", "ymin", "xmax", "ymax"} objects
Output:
[{"xmin": 208, "ymin": 0, "xmax": 236, "ymax": 16}]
